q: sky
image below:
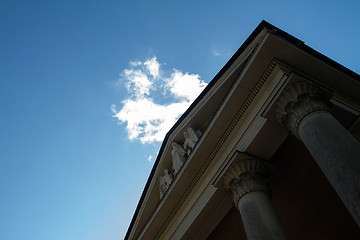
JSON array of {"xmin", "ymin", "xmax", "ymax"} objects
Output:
[{"xmin": 1, "ymin": 1, "xmax": 359, "ymax": 240}]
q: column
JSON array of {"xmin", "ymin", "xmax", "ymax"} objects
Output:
[
  {"xmin": 275, "ymin": 82, "xmax": 360, "ymax": 227},
  {"xmin": 224, "ymin": 152, "xmax": 287, "ymax": 240}
]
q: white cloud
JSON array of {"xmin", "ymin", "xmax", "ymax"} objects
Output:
[
  {"xmin": 112, "ymin": 57, "xmax": 207, "ymax": 144},
  {"xmin": 166, "ymin": 70, "xmax": 207, "ymax": 101},
  {"xmin": 144, "ymin": 57, "xmax": 160, "ymax": 78},
  {"xmin": 129, "ymin": 61, "xmax": 142, "ymax": 66},
  {"xmin": 123, "ymin": 69, "xmax": 152, "ymax": 98},
  {"xmin": 211, "ymin": 46, "xmax": 231, "ymax": 58},
  {"xmin": 212, "ymin": 49, "xmax": 221, "ymax": 57}
]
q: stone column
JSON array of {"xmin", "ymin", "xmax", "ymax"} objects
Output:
[
  {"xmin": 224, "ymin": 153, "xmax": 287, "ymax": 240},
  {"xmin": 275, "ymin": 82, "xmax": 360, "ymax": 227}
]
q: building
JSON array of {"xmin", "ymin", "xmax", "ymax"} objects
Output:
[{"xmin": 125, "ymin": 21, "xmax": 360, "ymax": 239}]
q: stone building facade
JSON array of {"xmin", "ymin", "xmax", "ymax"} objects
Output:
[{"xmin": 125, "ymin": 21, "xmax": 360, "ymax": 239}]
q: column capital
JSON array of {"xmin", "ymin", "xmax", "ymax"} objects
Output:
[
  {"xmin": 274, "ymin": 82, "xmax": 331, "ymax": 137},
  {"xmin": 223, "ymin": 153, "xmax": 271, "ymax": 206}
]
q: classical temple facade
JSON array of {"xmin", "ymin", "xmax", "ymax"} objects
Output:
[{"xmin": 125, "ymin": 21, "xmax": 360, "ymax": 239}]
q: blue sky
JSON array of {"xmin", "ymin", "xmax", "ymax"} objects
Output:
[{"xmin": 1, "ymin": 1, "xmax": 359, "ymax": 240}]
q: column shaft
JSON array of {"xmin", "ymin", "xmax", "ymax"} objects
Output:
[
  {"xmin": 275, "ymin": 82, "xmax": 360, "ymax": 227},
  {"xmin": 223, "ymin": 153, "xmax": 287, "ymax": 240},
  {"xmin": 238, "ymin": 191, "xmax": 287, "ymax": 240},
  {"xmin": 299, "ymin": 111, "xmax": 360, "ymax": 226}
]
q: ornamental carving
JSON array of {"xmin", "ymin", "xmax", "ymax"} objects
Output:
[
  {"xmin": 160, "ymin": 127, "xmax": 202, "ymax": 199},
  {"xmin": 274, "ymin": 82, "xmax": 330, "ymax": 137},
  {"xmin": 159, "ymin": 127, "xmax": 201, "ymax": 199},
  {"xmin": 171, "ymin": 142, "xmax": 187, "ymax": 174},
  {"xmin": 171, "ymin": 127, "xmax": 202, "ymax": 174},
  {"xmin": 159, "ymin": 169, "xmax": 174, "ymax": 199},
  {"xmin": 224, "ymin": 155, "xmax": 271, "ymax": 206},
  {"xmin": 183, "ymin": 127, "xmax": 202, "ymax": 155}
]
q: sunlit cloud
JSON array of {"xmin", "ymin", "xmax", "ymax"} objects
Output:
[
  {"xmin": 211, "ymin": 45, "xmax": 232, "ymax": 58},
  {"xmin": 112, "ymin": 57, "xmax": 207, "ymax": 144},
  {"xmin": 212, "ymin": 49, "xmax": 221, "ymax": 57},
  {"xmin": 129, "ymin": 61, "xmax": 142, "ymax": 67},
  {"xmin": 123, "ymin": 69, "xmax": 152, "ymax": 98},
  {"xmin": 144, "ymin": 57, "xmax": 160, "ymax": 78},
  {"xmin": 166, "ymin": 70, "xmax": 207, "ymax": 101}
]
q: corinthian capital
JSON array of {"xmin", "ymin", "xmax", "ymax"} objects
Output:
[
  {"xmin": 274, "ymin": 82, "xmax": 330, "ymax": 137},
  {"xmin": 223, "ymin": 153, "xmax": 271, "ymax": 206}
]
